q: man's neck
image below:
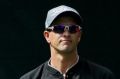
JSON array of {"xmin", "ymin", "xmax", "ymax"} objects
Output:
[{"xmin": 50, "ymin": 52, "xmax": 79, "ymax": 74}]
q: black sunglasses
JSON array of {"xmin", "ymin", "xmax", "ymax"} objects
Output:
[{"xmin": 46, "ymin": 25, "xmax": 82, "ymax": 34}]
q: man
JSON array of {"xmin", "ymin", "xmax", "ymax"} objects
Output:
[{"xmin": 20, "ymin": 5, "xmax": 115, "ymax": 79}]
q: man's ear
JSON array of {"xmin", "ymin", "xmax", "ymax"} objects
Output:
[{"xmin": 43, "ymin": 31, "xmax": 50, "ymax": 43}]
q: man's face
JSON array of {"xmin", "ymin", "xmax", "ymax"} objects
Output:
[{"xmin": 44, "ymin": 16, "xmax": 82, "ymax": 54}]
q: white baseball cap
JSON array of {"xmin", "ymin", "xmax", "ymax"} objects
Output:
[{"xmin": 45, "ymin": 5, "xmax": 82, "ymax": 28}]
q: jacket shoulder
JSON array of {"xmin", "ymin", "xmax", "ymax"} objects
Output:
[
  {"xmin": 86, "ymin": 59, "xmax": 115, "ymax": 79},
  {"xmin": 20, "ymin": 63, "xmax": 45, "ymax": 79}
]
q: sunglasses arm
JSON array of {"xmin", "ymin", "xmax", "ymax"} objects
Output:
[{"xmin": 46, "ymin": 26, "xmax": 54, "ymax": 30}]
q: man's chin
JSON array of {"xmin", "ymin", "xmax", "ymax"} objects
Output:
[
  {"xmin": 61, "ymin": 45, "xmax": 71, "ymax": 49},
  {"xmin": 59, "ymin": 47, "xmax": 73, "ymax": 53}
]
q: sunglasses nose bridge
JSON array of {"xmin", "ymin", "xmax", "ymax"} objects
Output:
[{"xmin": 64, "ymin": 26, "xmax": 69, "ymax": 32}]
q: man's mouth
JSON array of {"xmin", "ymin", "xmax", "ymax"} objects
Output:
[
  {"xmin": 60, "ymin": 40, "xmax": 72, "ymax": 43},
  {"xmin": 62, "ymin": 40, "xmax": 71, "ymax": 42}
]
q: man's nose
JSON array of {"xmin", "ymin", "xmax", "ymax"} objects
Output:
[{"xmin": 62, "ymin": 30, "xmax": 71, "ymax": 37}]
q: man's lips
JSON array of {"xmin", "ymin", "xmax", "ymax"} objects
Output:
[{"xmin": 60, "ymin": 40, "xmax": 72, "ymax": 42}]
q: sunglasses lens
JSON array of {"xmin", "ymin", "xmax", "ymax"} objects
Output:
[
  {"xmin": 69, "ymin": 25, "xmax": 80, "ymax": 33},
  {"xmin": 53, "ymin": 25, "xmax": 65, "ymax": 33}
]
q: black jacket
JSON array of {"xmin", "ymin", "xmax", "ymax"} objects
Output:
[{"xmin": 20, "ymin": 58, "xmax": 115, "ymax": 79}]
